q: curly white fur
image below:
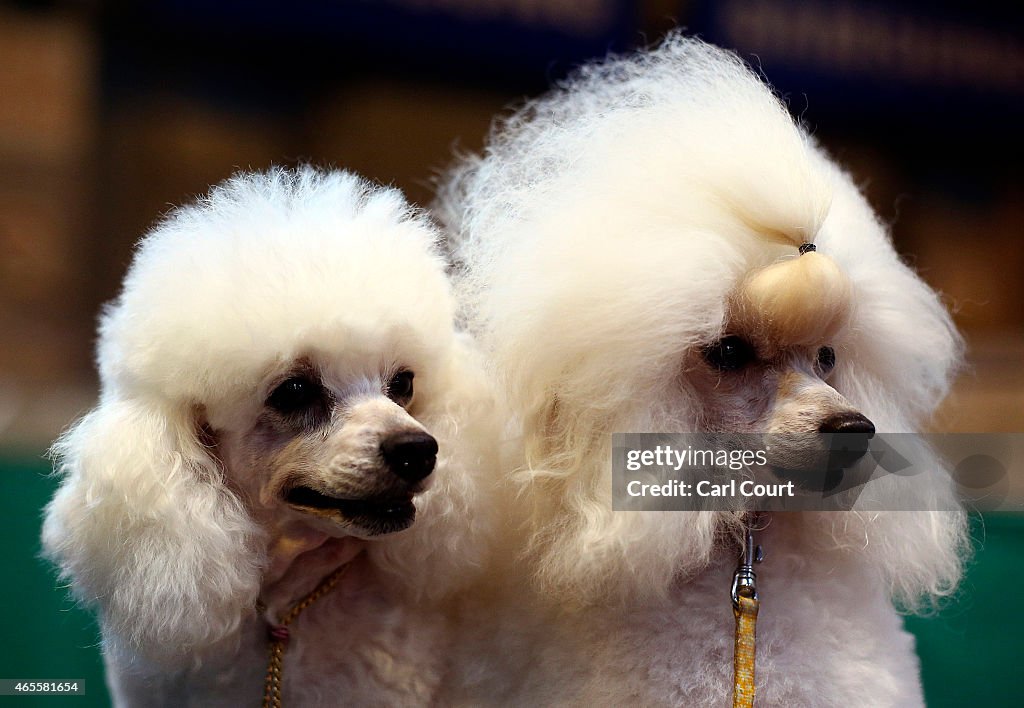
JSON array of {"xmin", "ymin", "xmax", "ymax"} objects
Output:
[
  {"xmin": 437, "ymin": 34, "xmax": 967, "ymax": 706},
  {"xmin": 43, "ymin": 167, "xmax": 497, "ymax": 706}
]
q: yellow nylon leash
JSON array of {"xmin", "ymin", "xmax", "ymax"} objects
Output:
[
  {"xmin": 732, "ymin": 593, "xmax": 759, "ymax": 708},
  {"xmin": 731, "ymin": 524, "xmax": 763, "ymax": 708},
  {"xmin": 261, "ymin": 562, "xmax": 352, "ymax": 708}
]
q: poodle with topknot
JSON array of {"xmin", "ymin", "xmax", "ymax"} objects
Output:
[
  {"xmin": 436, "ymin": 35, "xmax": 966, "ymax": 706},
  {"xmin": 43, "ymin": 167, "xmax": 496, "ymax": 706}
]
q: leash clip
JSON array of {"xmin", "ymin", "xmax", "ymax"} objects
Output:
[{"xmin": 731, "ymin": 526, "xmax": 763, "ymax": 611}]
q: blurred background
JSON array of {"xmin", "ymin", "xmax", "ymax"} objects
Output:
[
  {"xmin": 0, "ymin": 0, "xmax": 1021, "ymax": 449},
  {"xmin": 0, "ymin": 0, "xmax": 1020, "ymax": 705}
]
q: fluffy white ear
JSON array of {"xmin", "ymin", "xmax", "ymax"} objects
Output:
[
  {"xmin": 42, "ymin": 396, "xmax": 263, "ymax": 664},
  {"xmin": 371, "ymin": 335, "xmax": 500, "ymax": 601},
  {"xmin": 504, "ymin": 387, "xmax": 742, "ymax": 607},
  {"xmin": 809, "ymin": 420, "xmax": 968, "ymax": 609}
]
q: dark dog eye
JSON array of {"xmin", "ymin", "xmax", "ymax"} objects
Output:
[
  {"xmin": 816, "ymin": 346, "xmax": 836, "ymax": 376},
  {"xmin": 387, "ymin": 370, "xmax": 414, "ymax": 405},
  {"xmin": 267, "ymin": 376, "xmax": 323, "ymax": 414},
  {"xmin": 703, "ymin": 336, "xmax": 756, "ymax": 372}
]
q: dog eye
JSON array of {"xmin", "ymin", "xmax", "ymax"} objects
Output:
[
  {"xmin": 267, "ymin": 376, "xmax": 323, "ymax": 414},
  {"xmin": 703, "ymin": 336, "xmax": 755, "ymax": 372},
  {"xmin": 816, "ymin": 346, "xmax": 836, "ymax": 376},
  {"xmin": 387, "ymin": 370, "xmax": 414, "ymax": 405}
]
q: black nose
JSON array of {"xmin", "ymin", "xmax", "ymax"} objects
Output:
[
  {"xmin": 820, "ymin": 413, "xmax": 875, "ymax": 436},
  {"xmin": 380, "ymin": 432, "xmax": 438, "ymax": 483},
  {"xmin": 819, "ymin": 413, "xmax": 875, "ymax": 470}
]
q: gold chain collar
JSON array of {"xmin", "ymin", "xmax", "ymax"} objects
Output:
[{"xmin": 261, "ymin": 562, "xmax": 353, "ymax": 708}]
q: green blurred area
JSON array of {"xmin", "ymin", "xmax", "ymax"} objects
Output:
[
  {"xmin": 1, "ymin": 455, "xmax": 1019, "ymax": 707},
  {"xmin": 1, "ymin": 456, "xmax": 108, "ymax": 708},
  {"xmin": 907, "ymin": 512, "xmax": 1021, "ymax": 708}
]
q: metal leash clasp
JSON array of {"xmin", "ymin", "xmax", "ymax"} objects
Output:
[{"xmin": 731, "ymin": 525, "xmax": 764, "ymax": 610}]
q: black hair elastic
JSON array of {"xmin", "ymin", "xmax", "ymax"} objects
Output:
[{"xmin": 798, "ymin": 243, "xmax": 816, "ymax": 255}]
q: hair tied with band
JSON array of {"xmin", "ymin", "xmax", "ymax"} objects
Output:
[{"xmin": 798, "ymin": 243, "xmax": 816, "ymax": 255}]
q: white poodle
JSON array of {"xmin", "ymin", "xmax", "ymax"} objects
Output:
[
  {"xmin": 436, "ymin": 35, "xmax": 966, "ymax": 706},
  {"xmin": 42, "ymin": 168, "xmax": 496, "ymax": 706}
]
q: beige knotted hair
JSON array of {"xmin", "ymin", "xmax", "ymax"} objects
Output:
[{"xmin": 732, "ymin": 240, "xmax": 853, "ymax": 348}]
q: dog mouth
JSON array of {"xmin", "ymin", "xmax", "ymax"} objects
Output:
[{"xmin": 284, "ymin": 485, "xmax": 416, "ymax": 535}]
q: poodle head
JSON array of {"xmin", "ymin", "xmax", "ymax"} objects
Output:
[
  {"xmin": 221, "ymin": 360, "xmax": 435, "ymax": 539},
  {"xmin": 43, "ymin": 167, "xmax": 494, "ymax": 662},
  {"xmin": 441, "ymin": 35, "xmax": 965, "ymax": 607}
]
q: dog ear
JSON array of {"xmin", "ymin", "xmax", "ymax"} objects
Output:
[
  {"xmin": 42, "ymin": 396, "xmax": 263, "ymax": 664},
  {"xmin": 514, "ymin": 393, "xmax": 738, "ymax": 607},
  {"xmin": 371, "ymin": 336, "xmax": 500, "ymax": 601},
  {"xmin": 827, "ymin": 259, "xmax": 968, "ymax": 608},
  {"xmin": 808, "ymin": 436, "xmax": 968, "ymax": 611}
]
